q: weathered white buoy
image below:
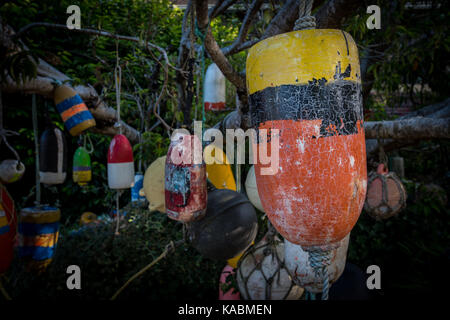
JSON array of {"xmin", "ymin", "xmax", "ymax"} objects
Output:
[
  {"xmin": 204, "ymin": 63, "xmax": 226, "ymax": 111},
  {"xmin": 237, "ymin": 233, "xmax": 304, "ymax": 300},
  {"xmin": 244, "ymin": 165, "xmax": 265, "ymax": 212},
  {"xmin": 107, "ymin": 134, "xmax": 134, "ymax": 189},
  {"xmin": 0, "ymin": 159, "xmax": 25, "ymax": 184},
  {"xmin": 39, "ymin": 126, "xmax": 67, "ymax": 185},
  {"xmin": 284, "ymin": 233, "xmax": 350, "ymax": 293}
]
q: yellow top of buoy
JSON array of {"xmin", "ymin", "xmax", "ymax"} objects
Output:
[
  {"xmin": 246, "ymin": 29, "xmax": 360, "ymax": 94},
  {"xmin": 142, "ymin": 156, "xmax": 166, "ymax": 213}
]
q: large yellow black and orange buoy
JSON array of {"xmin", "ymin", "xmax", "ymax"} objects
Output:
[
  {"xmin": 0, "ymin": 183, "xmax": 17, "ymax": 275},
  {"xmin": 54, "ymin": 85, "xmax": 96, "ymax": 136},
  {"xmin": 247, "ymin": 29, "xmax": 367, "ymax": 248}
]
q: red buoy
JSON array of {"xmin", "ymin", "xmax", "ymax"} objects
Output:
[
  {"xmin": 0, "ymin": 183, "xmax": 17, "ymax": 275},
  {"xmin": 107, "ymin": 134, "xmax": 135, "ymax": 189},
  {"xmin": 165, "ymin": 133, "xmax": 207, "ymax": 222}
]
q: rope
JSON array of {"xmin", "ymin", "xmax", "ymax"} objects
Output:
[
  {"xmin": 115, "ymin": 191, "xmax": 120, "ymax": 235},
  {"xmin": 84, "ymin": 133, "xmax": 94, "ymax": 154},
  {"xmin": 195, "ymin": 21, "xmax": 207, "ymax": 126},
  {"xmin": 307, "ymin": 248, "xmax": 332, "ymax": 300},
  {"xmin": 0, "ymin": 89, "xmax": 21, "ymax": 162},
  {"xmin": 110, "ymin": 240, "xmax": 182, "ymax": 300},
  {"xmin": 31, "ymin": 94, "xmax": 41, "ymax": 206},
  {"xmin": 294, "ymin": 0, "xmax": 316, "ymax": 31},
  {"xmin": 114, "ymin": 41, "xmax": 122, "ymax": 134}
]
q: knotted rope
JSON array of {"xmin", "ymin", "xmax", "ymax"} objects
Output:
[
  {"xmin": 294, "ymin": 0, "xmax": 316, "ymax": 31},
  {"xmin": 307, "ymin": 248, "xmax": 332, "ymax": 300},
  {"xmin": 114, "ymin": 40, "xmax": 122, "ymax": 135}
]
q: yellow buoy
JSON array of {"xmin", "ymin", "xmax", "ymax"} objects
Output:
[
  {"xmin": 204, "ymin": 144, "xmax": 236, "ymax": 191},
  {"xmin": 142, "ymin": 156, "xmax": 166, "ymax": 213}
]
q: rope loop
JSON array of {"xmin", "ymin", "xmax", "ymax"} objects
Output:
[
  {"xmin": 294, "ymin": 0, "xmax": 316, "ymax": 31},
  {"xmin": 307, "ymin": 249, "xmax": 332, "ymax": 300}
]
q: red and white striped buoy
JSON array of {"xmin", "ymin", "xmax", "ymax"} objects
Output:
[
  {"xmin": 107, "ymin": 134, "xmax": 134, "ymax": 189},
  {"xmin": 204, "ymin": 63, "xmax": 226, "ymax": 111}
]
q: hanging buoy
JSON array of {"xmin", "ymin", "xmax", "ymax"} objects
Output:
[
  {"xmin": 0, "ymin": 159, "xmax": 25, "ymax": 184},
  {"xmin": 54, "ymin": 84, "xmax": 96, "ymax": 136},
  {"xmin": 107, "ymin": 134, "xmax": 134, "ymax": 189},
  {"xmin": 219, "ymin": 265, "xmax": 241, "ymax": 300},
  {"xmin": 80, "ymin": 212, "xmax": 98, "ymax": 225},
  {"xmin": 18, "ymin": 206, "xmax": 60, "ymax": 273},
  {"xmin": 142, "ymin": 156, "xmax": 166, "ymax": 213},
  {"xmin": 364, "ymin": 163, "xmax": 407, "ymax": 220},
  {"xmin": 204, "ymin": 143, "xmax": 236, "ymax": 191},
  {"xmin": 237, "ymin": 233, "xmax": 304, "ymax": 300},
  {"xmin": 204, "ymin": 63, "xmax": 226, "ymax": 111},
  {"xmin": 39, "ymin": 126, "xmax": 67, "ymax": 185},
  {"xmin": 0, "ymin": 183, "xmax": 17, "ymax": 275},
  {"xmin": 244, "ymin": 165, "xmax": 264, "ymax": 212},
  {"xmin": 188, "ymin": 188, "xmax": 258, "ymax": 260},
  {"xmin": 131, "ymin": 173, "xmax": 145, "ymax": 203},
  {"xmin": 165, "ymin": 133, "xmax": 207, "ymax": 222},
  {"xmin": 73, "ymin": 146, "xmax": 91, "ymax": 186},
  {"xmin": 284, "ymin": 233, "xmax": 350, "ymax": 293},
  {"xmin": 247, "ymin": 29, "xmax": 367, "ymax": 247}
]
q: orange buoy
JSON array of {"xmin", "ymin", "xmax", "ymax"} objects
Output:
[{"xmin": 247, "ymin": 29, "xmax": 367, "ymax": 249}]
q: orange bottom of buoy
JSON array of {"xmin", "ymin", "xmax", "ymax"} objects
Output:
[{"xmin": 255, "ymin": 119, "xmax": 367, "ymax": 247}]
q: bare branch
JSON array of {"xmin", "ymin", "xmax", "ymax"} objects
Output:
[
  {"xmin": 209, "ymin": 0, "xmax": 238, "ymax": 20},
  {"xmin": 225, "ymin": 0, "xmax": 264, "ymax": 55},
  {"xmin": 13, "ymin": 22, "xmax": 182, "ymax": 73},
  {"xmin": 364, "ymin": 117, "xmax": 450, "ymax": 140}
]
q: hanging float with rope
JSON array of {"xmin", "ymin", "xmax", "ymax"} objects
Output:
[
  {"xmin": 204, "ymin": 63, "xmax": 226, "ymax": 112},
  {"xmin": 73, "ymin": 134, "xmax": 93, "ymax": 186},
  {"xmin": 236, "ymin": 225, "xmax": 304, "ymax": 300},
  {"xmin": 246, "ymin": 0, "xmax": 367, "ymax": 299},
  {"xmin": 107, "ymin": 50, "xmax": 135, "ymax": 234},
  {"xmin": 39, "ymin": 102, "xmax": 68, "ymax": 185},
  {"xmin": 54, "ymin": 83, "xmax": 96, "ymax": 136}
]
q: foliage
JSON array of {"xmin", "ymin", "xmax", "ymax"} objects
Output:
[{"xmin": 0, "ymin": 0, "xmax": 449, "ymax": 301}]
